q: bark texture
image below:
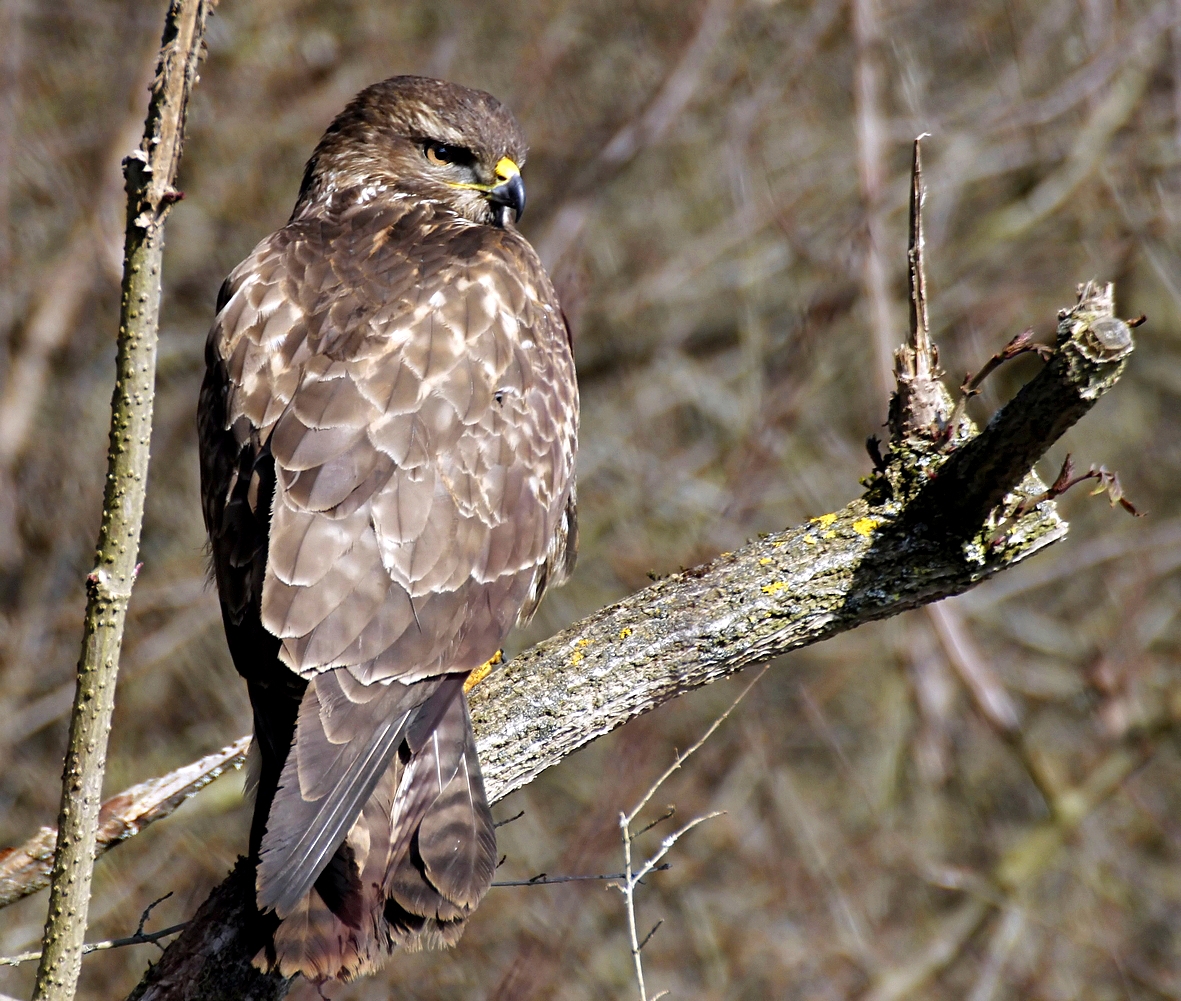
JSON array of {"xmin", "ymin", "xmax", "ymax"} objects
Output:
[{"xmin": 29, "ymin": 3, "xmax": 216, "ymax": 999}]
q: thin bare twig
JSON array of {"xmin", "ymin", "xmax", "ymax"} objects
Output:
[
  {"xmin": 948, "ymin": 328, "xmax": 1054, "ymax": 431},
  {"xmin": 2, "ymin": 923, "xmax": 189, "ymax": 970},
  {"xmin": 492, "ymin": 810, "xmax": 524, "ymax": 830},
  {"xmin": 616, "ymin": 665, "xmax": 769, "ymax": 1001},
  {"xmin": 1011, "ymin": 453, "xmax": 1144, "ymax": 519},
  {"xmin": 491, "ymin": 865, "xmax": 671, "ymax": 889},
  {"xmin": 4, "ymin": 893, "xmax": 184, "ymax": 968},
  {"xmin": 624, "ymin": 665, "xmax": 770, "ymax": 830}
]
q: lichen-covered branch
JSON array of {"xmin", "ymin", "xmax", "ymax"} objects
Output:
[
  {"xmin": 28, "ymin": 3, "xmax": 215, "ymax": 999},
  {"xmin": 921, "ymin": 282, "xmax": 1132, "ymax": 529},
  {"xmin": 112, "ymin": 279, "xmax": 1136, "ymax": 1001}
]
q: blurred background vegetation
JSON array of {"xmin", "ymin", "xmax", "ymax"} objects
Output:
[{"xmin": 2, "ymin": 0, "xmax": 1181, "ymax": 998}]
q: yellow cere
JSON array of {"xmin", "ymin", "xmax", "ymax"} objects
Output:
[
  {"xmin": 448, "ymin": 156, "xmax": 522, "ymax": 193},
  {"xmin": 495, "ymin": 156, "xmax": 520, "ymax": 182},
  {"xmin": 761, "ymin": 581, "xmax": 789, "ymax": 596},
  {"xmin": 852, "ymin": 517, "xmax": 882, "ymax": 537}
]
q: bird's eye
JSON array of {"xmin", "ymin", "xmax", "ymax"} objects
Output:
[{"xmin": 424, "ymin": 142, "xmax": 469, "ymax": 166}]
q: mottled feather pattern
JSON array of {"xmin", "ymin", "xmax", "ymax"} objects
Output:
[
  {"xmin": 211, "ymin": 198, "xmax": 576, "ymax": 685},
  {"xmin": 199, "ymin": 75, "xmax": 577, "ymax": 982}
]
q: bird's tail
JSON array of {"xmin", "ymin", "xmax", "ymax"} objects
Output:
[{"xmin": 256, "ymin": 681, "xmax": 496, "ymax": 982}]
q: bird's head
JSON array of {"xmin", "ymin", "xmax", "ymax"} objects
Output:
[{"xmin": 293, "ymin": 75, "xmax": 528, "ymax": 227}]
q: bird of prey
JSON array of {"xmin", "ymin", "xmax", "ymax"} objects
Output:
[{"xmin": 198, "ymin": 75, "xmax": 578, "ymax": 982}]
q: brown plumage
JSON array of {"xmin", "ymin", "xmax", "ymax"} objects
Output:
[{"xmin": 197, "ymin": 76, "xmax": 578, "ymax": 982}]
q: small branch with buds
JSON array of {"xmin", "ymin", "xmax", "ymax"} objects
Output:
[
  {"xmin": 948, "ymin": 328, "xmax": 1055, "ymax": 434},
  {"xmin": 1011, "ymin": 454, "xmax": 1144, "ymax": 521}
]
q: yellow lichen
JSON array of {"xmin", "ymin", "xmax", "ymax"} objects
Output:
[
  {"xmin": 852, "ymin": 517, "xmax": 882, "ymax": 537},
  {"xmin": 619, "ymin": 627, "xmax": 633, "ymax": 640},
  {"xmin": 761, "ymin": 581, "xmax": 789, "ymax": 595},
  {"xmin": 759, "ymin": 557, "xmax": 772, "ymax": 565},
  {"xmin": 811, "ymin": 512, "xmax": 838, "ymax": 528},
  {"xmin": 570, "ymin": 637, "xmax": 591, "ymax": 666}
]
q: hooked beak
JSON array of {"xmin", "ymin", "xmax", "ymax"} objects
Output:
[{"xmin": 487, "ymin": 157, "xmax": 525, "ymax": 223}]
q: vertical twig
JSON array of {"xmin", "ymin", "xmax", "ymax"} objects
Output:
[
  {"xmin": 616, "ymin": 666, "xmax": 769, "ymax": 1001},
  {"xmin": 907, "ymin": 133, "xmax": 931, "ymax": 370},
  {"xmin": 30, "ymin": 3, "xmax": 215, "ymax": 999},
  {"xmin": 890, "ymin": 135, "xmax": 952, "ymax": 439}
]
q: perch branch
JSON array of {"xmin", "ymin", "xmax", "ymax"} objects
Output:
[
  {"xmin": 29, "ymin": 2, "xmax": 215, "ymax": 999},
  {"xmin": 107, "ymin": 277, "xmax": 1135, "ymax": 1000}
]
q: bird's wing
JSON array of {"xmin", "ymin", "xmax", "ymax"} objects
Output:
[
  {"xmin": 204, "ymin": 200, "xmax": 576, "ymax": 914},
  {"xmin": 209, "ymin": 200, "xmax": 578, "ymax": 685}
]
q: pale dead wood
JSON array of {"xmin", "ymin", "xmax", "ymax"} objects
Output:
[{"xmin": 0, "ymin": 738, "xmax": 249, "ymax": 910}]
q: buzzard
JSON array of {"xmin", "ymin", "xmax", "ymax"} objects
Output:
[{"xmin": 198, "ymin": 76, "xmax": 578, "ymax": 981}]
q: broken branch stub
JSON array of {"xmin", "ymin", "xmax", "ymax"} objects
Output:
[{"xmin": 890, "ymin": 136, "xmax": 951, "ymax": 439}]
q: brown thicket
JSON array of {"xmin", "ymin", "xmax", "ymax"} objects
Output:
[{"xmin": 2, "ymin": 2, "xmax": 1181, "ymax": 1000}]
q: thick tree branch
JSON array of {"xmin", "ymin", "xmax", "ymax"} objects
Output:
[
  {"xmin": 111, "ymin": 275, "xmax": 1136, "ymax": 1000},
  {"xmin": 29, "ymin": 3, "xmax": 215, "ymax": 999},
  {"xmin": 920, "ymin": 283, "xmax": 1132, "ymax": 528},
  {"xmin": 95, "ymin": 133, "xmax": 1141, "ymax": 1000}
]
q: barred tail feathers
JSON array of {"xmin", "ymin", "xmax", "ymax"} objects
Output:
[{"xmin": 257, "ymin": 676, "xmax": 496, "ymax": 980}]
